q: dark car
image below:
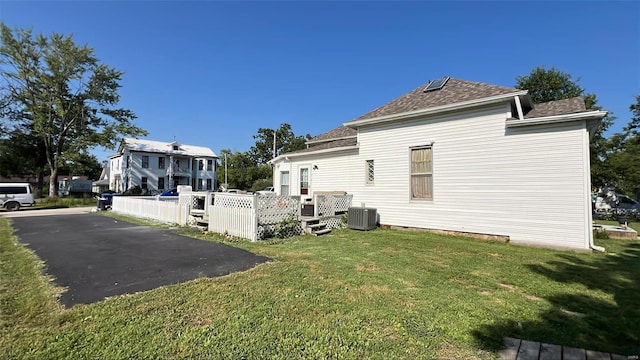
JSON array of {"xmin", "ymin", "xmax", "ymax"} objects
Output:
[{"xmin": 160, "ymin": 188, "xmax": 179, "ymax": 196}]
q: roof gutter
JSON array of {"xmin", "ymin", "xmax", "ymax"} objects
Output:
[
  {"xmin": 343, "ymin": 90, "xmax": 528, "ymax": 128},
  {"xmin": 269, "ymin": 145, "xmax": 358, "ymax": 164},
  {"xmin": 506, "ymin": 110, "xmax": 608, "ymax": 128}
]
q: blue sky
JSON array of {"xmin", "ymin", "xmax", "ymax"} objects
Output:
[{"xmin": 1, "ymin": 1, "xmax": 638, "ymax": 162}]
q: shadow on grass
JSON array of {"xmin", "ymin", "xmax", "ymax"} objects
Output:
[{"xmin": 473, "ymin": 243, "xmax": 640, "ymax": 356}]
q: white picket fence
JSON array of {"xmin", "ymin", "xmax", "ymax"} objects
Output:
[{"xmin": 111, "ymin": 196, "xmax": 190, "ymax": 225}]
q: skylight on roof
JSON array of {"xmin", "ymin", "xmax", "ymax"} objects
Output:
[{"xmin": 423, "ymin": 76, "xmax": 450, "ymax": 92}]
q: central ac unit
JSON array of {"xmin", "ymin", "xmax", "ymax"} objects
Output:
[{"xmin": 347, "ymin": 207, "xmax": 377, "ymax": 231}]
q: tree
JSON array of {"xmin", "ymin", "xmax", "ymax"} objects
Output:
[
  {"xmin": 0, "ymin": 24, "xmax": 147, "ymax": 196},
  {"xmin": 606, "ymin": 95, "xmax": 640, "ymax": 196},
  {"xmin": 515, "ymin": 66, "xmax": 614, "ymax": 187},
  {"xmin": 216, "ymin": 149, "xmax": 267, "ymax": 190},
  {"xmin": 248, "ymin": 123, "xmax": 311, "ymax": 165}
]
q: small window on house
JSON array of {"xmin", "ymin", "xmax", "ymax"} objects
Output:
[
  {"xmin": 173, "ymin": 145, "xmax": 179, "ymax": 150},
  {"xmin": 158, "ymin": 177, "xmax": 165, "ymax": 190},
  {"xmin": 207, "ymin": 160, "xmax": 213, "ymax": 171},
  {"xmin": 125, "ymin": 156, "xmax": 129, "ymax": 168},
  {"xmin": 366, "ymin": 160, "xmax": 374, "ymax": 185},
  {"xmin": 206, "ymin": 179, "xmax": 212, "ymax": 190},
  {"xmin": 142, "ymin": 155, "xmax": 149, "ymax": 169},
  {"xmin": 199, "ymin": 160, "xmax": 204, "ymax": 170},
  {"xmin": 281, "ymin": 171, "xmax": 290, "ymax": 196},
  {"xmin": 410, "ymin": 146, "xmax": 433, "ymax": 200},
  {"xmin": 141, "ymin": 177, "xmax": 148, "ymax": 190},
  {"xmin": 158, "ymin": 157, "xmax": 165, "ymax": 169}
]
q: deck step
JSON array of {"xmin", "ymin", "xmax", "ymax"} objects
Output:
[
  {"xmin": 308, "ymin": 223, "xmax": 326, "ymax": 229},
  {"xmin": 312, "ymin": 228, "xmax": 332, "ymax": 236}
]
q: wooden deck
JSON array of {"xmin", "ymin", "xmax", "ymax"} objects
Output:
[{"xmin": 499, "ymin": 337, "xmax": 630, "ymax": 360}]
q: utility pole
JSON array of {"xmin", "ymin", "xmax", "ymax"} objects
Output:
[
  {"xmin": 272, "ymin": 129, "xmax": 277, "ymax": 160},
  {"xmin": 224, "ymin": 153, "xmax": 228, "ymax": 188}
]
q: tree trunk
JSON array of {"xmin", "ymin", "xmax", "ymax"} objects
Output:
[
  {"xmin": 37, "ymin": 168, "xmax": 44, "ymax": 198},
  {"xmin": 49, "ymin": 167, "xmax": 58, "ymax": 197}
]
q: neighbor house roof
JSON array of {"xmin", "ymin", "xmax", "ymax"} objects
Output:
[{"xmin": 115, "ymin": 138, "xmax": 217, "ymax": 158}]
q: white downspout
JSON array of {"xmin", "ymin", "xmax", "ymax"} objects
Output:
[{"xmin": 583, "ymin": 122, "xmax": 605, "ymax": 252}]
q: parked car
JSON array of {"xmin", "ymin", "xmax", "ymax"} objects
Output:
[
  {"xmin": 160, "ymin": 188, "xmax": 179, "ymax": 196},
  {"xmin": 616, "ymin": 194, "xmax": 640, "ymax": 211},
  {"xmin": 256, "ymin": 186, "xmax": 275, "ymax": 195},
  {"xmin": 0, "ymin": 183, "xmax": 36, "ymax": 211}
]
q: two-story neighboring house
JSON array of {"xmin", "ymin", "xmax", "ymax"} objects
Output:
[{"xmin": 109, "ymin": 138, "xmax": 218, "ymax": 193}]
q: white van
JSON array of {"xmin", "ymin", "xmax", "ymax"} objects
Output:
[{"xmin": 0, "ymin": 183, "xmax": 36, "ymax": 211}]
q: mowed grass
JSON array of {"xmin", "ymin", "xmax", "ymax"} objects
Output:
[{"xmin": 1, "ymin": 216, "xmax": 639, "ymax": 359}]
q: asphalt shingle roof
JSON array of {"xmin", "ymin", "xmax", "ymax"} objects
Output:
[
  {"xmin": 524, "ymin": 97, "xmax": 587, "ymax": 118},
  {"xmin": 351, "ymin": 78, "xmax": 519, "ymax": 122},
  {"xmin": 298, "ymin": 78, "xmax": 593, "ymax": 156},
  {"xmin": 308, "ymin": 126, "xmax": 356, "ymax": 143}
]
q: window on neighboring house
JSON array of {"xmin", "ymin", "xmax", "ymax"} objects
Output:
[
  {"xmin": 207, "ymin": 159, "xmax": 213, "ymax": 171},
  {"xmin": 191, "ymin": 178, "xmax": 196, "ymax": 189},
  {"xmin": 280, "ymin": 171, "xmax": 290, "ymax": 196},
  {"xmin": 410, "ymin": 146, "xmax": 433, "ymax": 200},
  {"xmin": 141, "ymin": 176, "xmax": 148, "ymax": 190},
  {"xmin": 125, "ymin": 156, "xmax": 129, "ymax": 168},
  {"xmin": 175, "ymin": 159, "xmax": 180, "ymax": 171},
  {"xmin": 366, "ymin": 160, "xmax": 374, "ymax": 185},
  {"xmin": 158, "ymin": 177, "xmax": 165, "ymax": 190},
  {"xmin": 206, "ymin": 179, "xmax": 212, "ymax": 190},
  {"xmin": 173, "ymin": 145, "xmax": 179, "ymax": 150},
  {"xmin": 142, "ymin": 155, "xmax": 149, "ymax": 169},
  {"xmin": 199, "ymin": 160, "xmax": 204, "ymax": 170},
  {"xmin": 158, "ymin": 157, "xmax": 165, "ymax": 169},
  {"xmin": 197, "ymin": 179, "xmax": 203, "ymax": 190}
]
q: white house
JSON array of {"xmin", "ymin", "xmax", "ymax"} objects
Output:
[
  {"xmin": 270, "ymin": 77, "xmax": 607, "ymax": 250},
  {"xmin": 109, "ymin": 138, "xmax": 218, "ymax": 193}
]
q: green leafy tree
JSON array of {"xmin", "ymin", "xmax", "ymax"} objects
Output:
[
  {"xmin": 0, "ymin": 24, "xmax": 147, "ymax": 196},
  {"xmin": 606, "ymin": 95, "xmax": 640, "ymax": 196},
  {"xmin": 515, "ymin": 66, "xmax": 614, "ymax": 187},
  {"xmin": 58, "ymin": 151, "xmax": 103, "ymax": 181},
  {"xmin": 248, "ymin": 123, "xmax": 311, "ymax": 165}
]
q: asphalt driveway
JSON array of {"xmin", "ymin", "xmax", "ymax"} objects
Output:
[{"xmin": 8, "ymin": 211, "xmax": 270, "ymax": 307}]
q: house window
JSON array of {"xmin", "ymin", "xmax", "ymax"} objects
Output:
[
  {"xmin": 207, "ymin": 159, "xmax": 213, "ymax": 171},
  {"xmin": 198, "ymin": 179, "xmax": 204, "ymax": 190},
  {"xmin": 410, "ymin": 146, "xmax": 433, "ymax": 200},
  {"xmin": 199, "ymin": 160, "xmax": 204, "ymax": 170},
  {"xmin": 366, "ymin": 160, "xmax": 374, "ymax": 185},
  {"xmin": 173, "ymin": 145, "xmax": 179, "ymax": 150},
  {"xmin": 125, "ymin": 156, "xmax": 129, "ymax": 168},
  {"xmin": 158, "ymin": 157, "xmax": 165, "ymax": 169},
  {"xmin": 206, "ymin": 179, "xmax": 212, "ymax": 190},
  {"xmin": 158, "ymin": 177, "xmax": 165, "ymax": 190},
  {"xmin": 141, "ymin": 176, "xmax": 148, "ymax": 190},
  {"xmin": 300, "ymin": 168, "xmax": 309, "ymax": 195},
  {"xmin": 175, "ymin": 159, "xmax": 180, "ymax": 171},
  {"xmin": 142, "ymin": 155, "xmax": 149, "ymax": 169},
  {"xmin": 280, "ymin": 171, "xmax": 290, "ymax": 196}
]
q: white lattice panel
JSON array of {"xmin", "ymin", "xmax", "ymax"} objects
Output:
[
  {"xmin": 316, "ymin": 195, "xmax": 353, "ymax": 216},
  {"xmin": 257, "ymin": 195, "xmax": 300, "ymax": 225}
]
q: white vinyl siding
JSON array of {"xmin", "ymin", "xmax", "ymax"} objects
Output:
[{"xmin": 280, "ymin": 103, "xmax": 593, "ymax": 250}]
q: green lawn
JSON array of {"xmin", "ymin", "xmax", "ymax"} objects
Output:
[{"xmin": 1, "ymin": 216, "xmax": 638, "ymax": 359}]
